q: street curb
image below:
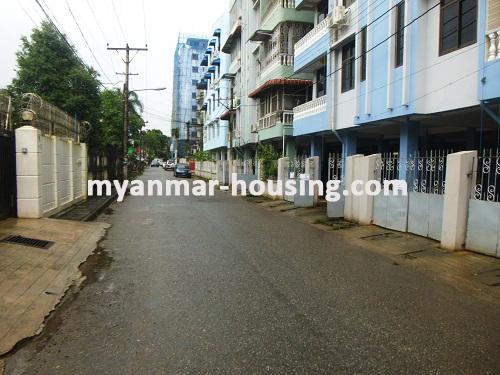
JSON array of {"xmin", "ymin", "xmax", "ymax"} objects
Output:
[{"xmin": 82, "ymin": 193, "xmax": 118, "ymax": 222}]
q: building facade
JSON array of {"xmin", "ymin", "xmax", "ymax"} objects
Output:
[
  {"xmin": 171, "ymin": 35, "xmax": 209, "ymax": 160},
  {"xmin": 178, "ymin": 0, "xmax": 500, "ymax": 173}
]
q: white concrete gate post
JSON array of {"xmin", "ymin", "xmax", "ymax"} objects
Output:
[{"xmin": 440, "ymin": 151, "xmax": 477, "ymax": 250}]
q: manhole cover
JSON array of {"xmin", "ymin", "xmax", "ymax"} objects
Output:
[{"xmin": 1, "ymin": 235, "xmax": 54, "ymax": 249}]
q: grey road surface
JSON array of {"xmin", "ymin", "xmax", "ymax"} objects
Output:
[{"xmin": 6, "ymin": 168, "xmax": 500, "ymax": 374}]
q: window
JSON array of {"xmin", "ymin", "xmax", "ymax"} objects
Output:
[
  {"xmin": 439, "ymin": 0, "xmax": 477, "ymax": 55},
  {"xmin": 395, "ymin": 1, "xmax": 405, "ymax": 67},
  {"xmin": 192, "ymin": 92, "xmax": 197, "ymax": 99},
  {"xmin": 192, "ymin": 67, "xmax": 199, "ymax": 73},
  {"xmin": 360, "ymin": 26, "xmax": 367, "ymax": 81},
  {"xmin": 192, "ymin": 105, "xmax": 197, "ymax": 112},
  {"xmin": 316, "ymin": 65, "xmax": 327, "ymax": 98},
  {"xmin": 192, "ymin": 79, "xmax": 198, "ymax": 86},
  {"xmin": 192, "ymin": 53, "xmax": 199, "ymax": 60},
  {"xmin": 341, "ymin": 40, "xmax": 355, "ymax": 92}
]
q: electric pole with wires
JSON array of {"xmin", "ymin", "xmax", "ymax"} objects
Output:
[{"xmin": 107, "ymin": 43, "xmax": 148, "ymax": 180}]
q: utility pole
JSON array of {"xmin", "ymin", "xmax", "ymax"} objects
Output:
[{"xmin": 107, "ymin": 43, "xmax": 148, "ymax": 180}]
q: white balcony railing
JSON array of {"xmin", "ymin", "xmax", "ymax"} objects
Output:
[
  {"xmin": 294, "ymin": 15, "xmax": 330, "ymax": 54},
  {"xmin": 260, "ymin": 53, "xmax": 294, "ymax": 77},
  {"xmin": 486, "ymin": 29, "xmax": 500, "ymax": 61},
  {"xmin": 293, "ymin": 95, "xmax": 327, "ymax": 121},
  {"xmin": 257, "ymin": 110, "xmax": 294, "ymax": 130}
]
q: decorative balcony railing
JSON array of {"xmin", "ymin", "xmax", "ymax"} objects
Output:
[
  {"xmin": 257, "ymin": 110, "xmax": 294, "ymax": 130},
  {"xmin": 294, "ymin": 15, "xmax": 330, "ymax": 54},
  {"xmin": 262, "ymin": 0, "xmax": 295, "ymax": 27},
  {"xmin": 486, "ymin": 29, "xmax": 500, "ymax": 61},
  {"xmin": 293, "ymin": 95, "xmax": 327, "ymax": 120},
  {"xmin": 260, "ymin": 53, "xmax": 294, "ymax": 77}
]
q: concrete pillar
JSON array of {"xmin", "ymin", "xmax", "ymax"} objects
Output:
[
  {"xmin": 399, "ymin": 121, "xmax": 419, "ymax": 181},
  {"xmin": 357, "ymin": 153, "xmax": 381, "ymax": 225},
  {"xmin": 81, "ymin": 143, "xmax": 88, "ymax": 199},
  {"xmin": 16, "ymin": 126, "xmax": 42, "ymax": 218},
  {"xmin": 343, "ymin": 154, "xmax": 364, "ymax": 221},
  {"xmin": 342, "ymin": 132, "xmax": 358, "ymax": 159},
  {"xmin": 441, "ymin": 151, "xmax": 477, "ymax": 250},
  {"xmin": 285, "ymin": 138, "xmax": 296, "ymax": 158},
  {"xmin": 310, "ymin": 136, "xmax": 322, "ymax": 158}
]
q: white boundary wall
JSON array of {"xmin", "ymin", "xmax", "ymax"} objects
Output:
[{"xmin": 16, "ymin": 126, "xmax": 87, "ymax": 218}]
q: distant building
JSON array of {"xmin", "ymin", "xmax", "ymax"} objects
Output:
[{"xmin": 171, "ymin": 34, "xmax": 209, "ymax": 159}]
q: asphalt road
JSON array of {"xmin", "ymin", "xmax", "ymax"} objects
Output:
[{"xmin": 5, "ymin": 168, "xmax": 500, "ymax": 374}]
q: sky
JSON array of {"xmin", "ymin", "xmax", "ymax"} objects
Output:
[{"xmin": 0, "ymin": 0, "xmax": 229, "ymax": 136}]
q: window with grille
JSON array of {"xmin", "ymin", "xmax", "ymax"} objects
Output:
[
  {"xmin": 439, "ymin": 0, "xmax": 477, "ymax": 55},
  {"xmin": 341, "ymin": 40, "xmax": 355, "ymax": 92},
  {"xmin": 360, "ymin": 27, "xmax": 367, "ymax": 81},
  {"xmin": 395, "ymin": 1, "xmax": 405, "ymax": 67}
]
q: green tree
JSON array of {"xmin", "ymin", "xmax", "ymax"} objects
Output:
[
  {"xmin": 8, "ymin": 21, "xmax": 101, "ymax": 146},
  {"xmin": 143, "ymin": 129, "xmax": 171, "ymax": 159}
]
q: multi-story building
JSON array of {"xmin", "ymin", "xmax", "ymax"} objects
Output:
[
  {"xmin": 292, "ymin": 0, "xmax": 500, "ymax": 179},
  {"xmin": 198, "ymin": 14, "xmax": 231, "ymax": 162},
  {"xmin": 247, "ymin": 0, "xmax": 315, "ymax": 157},
  {"xmin": 189, "ymin": 0, "xmax": 500, "ymax": 175},
  {"xmin": 171, "ymin": 34, "xmax": 209, "ymax": 160}
]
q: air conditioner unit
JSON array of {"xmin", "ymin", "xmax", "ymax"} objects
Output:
[
  {"xmin": 250, "ymin": 124, "xmax": 258, "ymax": 133},
  {"xmin": 329, "ymin": 6, "xmax": 347, "ymax": 28}
]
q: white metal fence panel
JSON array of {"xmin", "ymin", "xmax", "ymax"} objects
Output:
[
  {"xmin": 407, "ymin": 192, "xmax": 444, "ymax": 241},
  {"xmin": 466, "ymin": 199, "xmax": 500, "ymax": 257}
]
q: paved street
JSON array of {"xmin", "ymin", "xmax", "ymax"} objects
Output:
[{"xmin": 5, "ymin": 167, "xmax": 500, "ymax": 374}]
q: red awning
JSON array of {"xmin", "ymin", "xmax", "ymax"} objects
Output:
[
  {"xmin": 220, "ymin": 110, "xmax": 233, "ymax": 121},
  {"xmin": 248, "ymin": 79, "xmax": 312, "ymax": 98}
]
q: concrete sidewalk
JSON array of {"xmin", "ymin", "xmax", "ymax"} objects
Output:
[
  {"xmin": 249, "ymin": 197, "xmax": 500, "ymax": 304},
  {"xmin": 0, "ymin": 218, "xmax": 109, "ymax": 355}
]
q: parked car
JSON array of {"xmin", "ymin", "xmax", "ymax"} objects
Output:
[
  {"xmin": 173, "ymin": 163, "xmax": 192, "ymax": 178},
  {"xmin": 163, "ymin": 160, "xmax": 175, "ymax": 171},
  {"xmin": 150, "ymin": 160, "xmax": 161, "ymax": 167}
]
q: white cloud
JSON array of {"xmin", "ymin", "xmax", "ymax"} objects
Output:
[{"xmin": 0, "ymin": 0, "xmax": 229, "ymax": 136}]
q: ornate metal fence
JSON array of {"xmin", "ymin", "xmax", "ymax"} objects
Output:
[
  {"xmin": 375, "ymin": 150, "xmax": 451, "ymax": 195},
  {"xmin": 20, "ymin": 93, "xmax": 91, "ymax": 142},
  {"xmin": 327, "ymin": 153, "xmax": 343, "ymax": 181},
  {"xmin": 472, "ymin": 149, "xmax": 500, "ymax": 202},
  {"xmin": 288, "ymin": 155, "xmax": 307, "ymax": 178}
]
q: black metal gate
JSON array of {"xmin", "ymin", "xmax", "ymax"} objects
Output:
[{"xmin": 0, "ymin": 132, "xmax": 16, "ymax": 219}]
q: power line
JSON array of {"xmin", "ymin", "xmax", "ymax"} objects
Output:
[
  {"xmin": 84, "ymin": 0, "xmax": 117, "ymax": 75},
  {"xmin": 111, "ymin": 0, "xmax": 127, "ymax": 42},
  {"xmin": 34, "ymin": 0, "xmax": 107, "ymax": 89},
  {"xmin": 65, "ymin": 0, "xmax": 112, "ymax": 83}
]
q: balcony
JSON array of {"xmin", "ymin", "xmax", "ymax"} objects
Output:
[
  {"xmin": 486, "ymin": 29, "xmax": 500, "ymax": 61},
  {"xmin": 257, "ymin": 110, "xmax": 293, "ymax": 130},
  {"xmin": 294, "ymin": 15, "xmax": 330, "ymax": 56},
  {"xmin": 260, "ymin": 0, "xmax": 313, "ymax": 32},
  {"xmin": 293, "ymin": 95, "xmax": 326, "ymax": 120},
  {"xmin": 228, "ymin": 55, "xmax": 241, "ymax": 74},
  {"xmin": 295, "ymin": 0, "xmax": 322, "ymax": 10},
  {"xmin": 262, "ymin": 0, "xmax": 296, "ymax": 27}
]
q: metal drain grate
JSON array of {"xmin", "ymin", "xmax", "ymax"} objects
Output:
[{"xmin": 1, "ymin": 235, "xmax": 54, "ymax": 249}]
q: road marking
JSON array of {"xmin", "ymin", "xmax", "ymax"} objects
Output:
[{"xmin": 220, "ymin": 186, "xmax": 229, "ymax": 191}]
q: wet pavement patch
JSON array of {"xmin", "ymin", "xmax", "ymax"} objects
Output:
[{"xmin": 474, "ymin": 268, "xmax": 500, "ymax": 286}]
